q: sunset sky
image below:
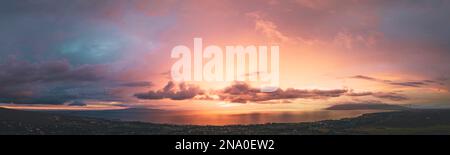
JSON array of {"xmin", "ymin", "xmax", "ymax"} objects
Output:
[{"xmin": 1, "ymin": 0, "xmax": 450, "ymax": 113}]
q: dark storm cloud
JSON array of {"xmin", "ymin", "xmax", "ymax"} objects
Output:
[
  {"xmin": 0, "ymin": 58, "xmax": 113, "ymax": 104},
  {"xmin": 0, "ymin": 0, "xmax": 173, "ymax": 105},
  {"xmin": 134, "ymin": 81, "xmax": 204, "ymax": 100},
  {"xmin": 0, "ymin": 57, "xmax": 106, "ymax": 86},
  {"xmin": 0, "ymin": 0, "xmax": 173, "ymax": 65}
]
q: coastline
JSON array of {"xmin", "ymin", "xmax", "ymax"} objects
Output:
[{"xmin": 2, "ymin": 107, "xmax": 450, "ymax": 135}]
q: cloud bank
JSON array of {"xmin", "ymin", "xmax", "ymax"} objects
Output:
[
  {"xmin": 135, "ymin": 82, "xmax": 409, "ymax": 103},
  {"xmin": 134, "ymin": 81, "xmax": 204, "ymax": 100}
]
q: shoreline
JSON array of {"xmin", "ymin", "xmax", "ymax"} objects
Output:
[
  {"xmin": 39, "ymin": 108, "xmax": 388, "ymax": 126},
  {"xmin": 2, "ymin": 107, "xmax": 450, "ymax": 135}
]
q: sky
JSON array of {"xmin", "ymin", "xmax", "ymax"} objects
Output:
[{"xmin": 1, "ymin": 0, "xmax": 450, "ymax": 112}]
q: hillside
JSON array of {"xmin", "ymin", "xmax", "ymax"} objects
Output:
[{"xmin": 1, "ymin": 108, "xmax": 450, "ymax": 135}]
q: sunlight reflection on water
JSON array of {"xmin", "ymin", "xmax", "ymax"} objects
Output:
[{"xmin": 52, "ymin": 109, "xmax": 387, "ymax": 125}]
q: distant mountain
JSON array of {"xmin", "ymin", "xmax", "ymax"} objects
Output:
[{"xmin": 325, "ymin": 103, "xmax": 409, "ymax": 110}]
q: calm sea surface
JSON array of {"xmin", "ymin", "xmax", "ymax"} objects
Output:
[{"xmin": 47, "ymin": 108, "xmax": 386, "ymax": 125}]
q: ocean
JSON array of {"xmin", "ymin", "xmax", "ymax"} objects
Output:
[{"xmin": 47, "ymin": 108, "xmax": 386, "ymax": 125}]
